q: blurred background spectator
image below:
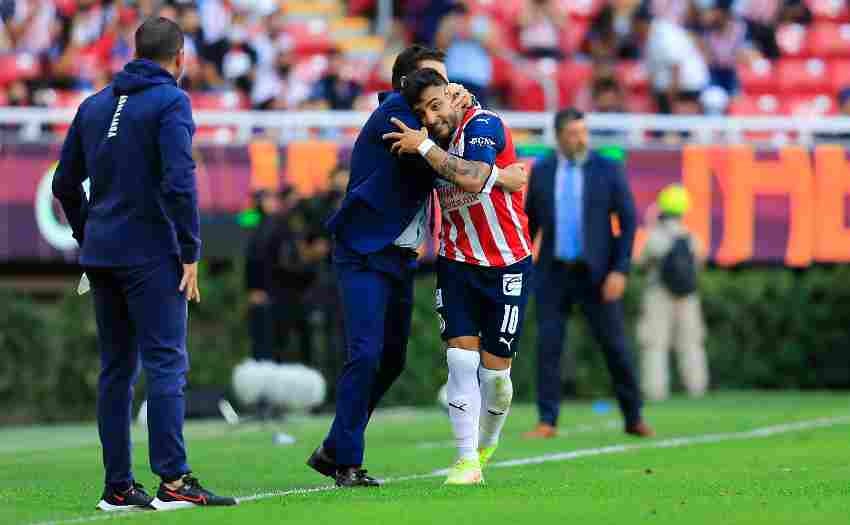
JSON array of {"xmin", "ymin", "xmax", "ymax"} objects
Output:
[{"xmin": 0, "ymin": 0, "xmax": 848, "ymax": 119}]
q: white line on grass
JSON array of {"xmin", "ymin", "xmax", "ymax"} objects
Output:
[{"xmin": 29, "ymin": 415, "xmax": 850, "ymax": 525}]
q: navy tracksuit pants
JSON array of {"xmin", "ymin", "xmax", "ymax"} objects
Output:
[
  {"xmin": 86, "ymin": 256, "xmax": 191, "ymax": 489},
  {"xmin": 322, "ymin": 241, "xmax": 416, "ymax": 467}
]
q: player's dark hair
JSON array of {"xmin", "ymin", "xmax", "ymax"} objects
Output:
[
  {"xmin": 554, "ymin": 107, "xmax": 585, "ymax": 132},
  {"xmin": 391, "ymin": 44, "xmax": 446, "ymax": 91},
  {"xmin": 135, "ymin": 17, "xmax": 184, "ymax": 63},
  {"xmin": 400, "ymin": 68, "xmax": 448, "ymax": 109}
]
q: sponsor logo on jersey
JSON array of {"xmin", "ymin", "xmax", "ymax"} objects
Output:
[
  {"xmin": 468, "ymin": 136, "xmax": 496, "ymax": 148},
  {"xmin": 502, "ymin": 274, "xmax": 523, "ymax": 296}
]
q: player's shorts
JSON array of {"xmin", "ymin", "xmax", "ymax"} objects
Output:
[{"xmin": 435, "ymin": 256, "xmax": 533, "ymax": 358}]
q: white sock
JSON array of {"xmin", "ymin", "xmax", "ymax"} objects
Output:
[
  {"xmin": 446, "ymin": 348, "xmax": 481, "ymax": 462},
  {"xmin": 478, "ymin": 366, "xmax": 513, "ymax": 448}
]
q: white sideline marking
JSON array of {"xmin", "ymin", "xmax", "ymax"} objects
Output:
[
  {"xmin": 28, "ymin": 415, "xmax": 850, "ymax": 525},
  {"xmin": 416, "ymin": 420, "xmax": 620, "ymax": 449}
]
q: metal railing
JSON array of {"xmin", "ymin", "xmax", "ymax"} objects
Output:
[{"xmin": 1, "ymin": 107, "xmax": 849, "ymax": 147}]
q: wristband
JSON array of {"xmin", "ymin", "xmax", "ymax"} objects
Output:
[{"xmin": 417, "ymin": 138, "xmax": 435, "ymax": 156}]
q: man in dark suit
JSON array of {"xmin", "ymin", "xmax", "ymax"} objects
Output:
[
  {"xmin": 306, "ymin": 45, "xmax": 527, "ymax": 487},
  {"xmin": 523, "ymin": 108, "xmax": 654, "ymax": 439},
  {"xmin": 52, "ymin": 17, "xmax": 235, "ymax": 510}
]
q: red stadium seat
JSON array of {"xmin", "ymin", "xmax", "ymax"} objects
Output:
[
  {"xmin": 783, "ymin": 93, "xmax": 836, "ymax": 116},
  {"xmin": 190, "ymin": 91, "xmax": 249, "ymax": 111},
  {"xmin": 490, "ymin": 54, "xmax": 516, "ymax": 93},
  {"xmin": 829, "ymin": 59, "xmax": 850, "ymax": 94},
  {"xmin": 776, "ymin": 58, "xmax": 830, "ymax": 93},
  {"xmin": 556, "ymin": 60, "xmax": 594, "ymax": 107},
  {"xmin": 508, "ymin": 72, "xmax": 545, "ymax": 111},
  {"xmin": 616, "ymin": 61, "xmax": 650, "ymax": 93},
  {"xmin": 806, "ymin": 0, "xmax": 850, "ymax": 22},
  {"xmin": 737, "ymin": 59, "xmax": 778, "ymax": 95},
  {"xmin": 0, "ymin": 53, "xmax": 42, "ymax": 87},
  {"xmin": 285, "ymin": 21, "xmax": 334, "ymax": 56},
  {"xmin": 627, "ymin": 92, "xmax": 655, "ymax": 113},
  {"xmin": 728, "ymin": 94, "xmax": 782, "ymax": 116},
  {"xmin": 806, "ymin": 23, "xmax": 850, "ymax": 57},
  {"xmin": 559, "ymin": 0, "xmax": 606, "ymax": 20},
  {"xmin": 776, "ymin": 23, "xmax": 808, "ymax": 56},
  {"xmin": 561, "ymin": 19, "xmax": 590, "ymax": 56},
  {"xmin": 190, "ymin": 91, "xmax": 249, "ymax": 143}
]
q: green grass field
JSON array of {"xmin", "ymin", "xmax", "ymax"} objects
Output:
[{"xmin": 4, "ymin": 392, "xmax": 850, "ymax": 525}]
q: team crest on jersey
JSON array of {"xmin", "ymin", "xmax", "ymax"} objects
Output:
[
  {"xmin": 502, "ymin": 274, "xmax": 523, "ymax": 296},
  {"xmin": 468, "ymin": 136, "xmax": 496, "ymax": 147}
]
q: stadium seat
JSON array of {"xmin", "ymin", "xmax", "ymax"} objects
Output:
[
  {"xmin": 561, "ymin": 19, "xmax": 590, "ymax": 56},
  {"xmin": 285, "ymin": 21, "xmax": 334, "ymax": 56},
  {"xmin": 556, "ymin": 60, "xmax": 594, "ymax": 107},
  {"xmin": 508, "ymin": 72, "xmax": 546, "ymax": 111},
  {"xmin": 728, "ymin": 94, "xmax": 782, "ymax": 116},
  {"xmin": 0, "ymin": 53, "xmax": 42, "ymax": 87},
  {"xmin": 190, "ymin": 91, "xmax": 249, "ymax": 144},
  {"xmin": 806, "ymin": 23, "xmax": 850, "ymax": 57},
  {"xmin": 737, "ymin": 59, "xmax": 778, "ymax": 95},
  {"xmin": 490, "ymin": 54, "xmax": 516, "ymax": 94},
  {"xmin": 783, "ymin": 93, "xmax": 836, "ymax": 116},
  {"xmin": 776, "ymin": 23, "xmax": 808, "ymax": 57},
  {"xmin": 617, "ymin": 61, "xmax": 650, "ymax": 94},
  {"xmin": 829, "ymin": 59, "xmax": 850, "ymax": 94},
  {"xmin": 776, "ymin": 58, "xmax": 830, "ymax": 93},
  {"xmin": 627, "ymin": 92, "xmax": 655, "ymax": 113},
  {"xmin": 559, "ymin": 0, "xmax": 606, "ymax": 20},
  {"xmin": 806, "ymin": 0, "xmax": 850, "ymax": 22}
]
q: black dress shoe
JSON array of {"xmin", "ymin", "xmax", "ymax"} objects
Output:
[
  {"xmin": 306, "ymin": 446, "xmax": 338, "ymax": 478},
  {"xmin": 334, "ymin": 468, "xmax": 381, "ymax": 488}
]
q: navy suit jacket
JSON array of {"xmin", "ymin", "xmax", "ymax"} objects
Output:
[
  {"xmin": 52, "ymin": 59, "xmax": 200, "ymax": 266},
  {"xmin": 326, "ymin": 92, "xmax": 435, "ymax": 254},
  {"xmin": 525, "ymin": 151, "xmax": 637, "ymax": 286}
]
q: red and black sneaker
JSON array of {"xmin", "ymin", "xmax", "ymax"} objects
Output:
[
  {"xmin": 96, "ymin": 482, "xmax": 154, "ymax": 512},
  {"xmin": 150, "ymin": 475, "xmax": 237, "ymax": 510}
]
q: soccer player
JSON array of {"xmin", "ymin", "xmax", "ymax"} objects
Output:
[
  {"xmin": 52, "ymin": 17, "xmax": 235, "ymax": 510},
  {"xmin": 384, "ymin": 68, "xmax": 533, "ymax": 485},
  {"xmin": 307, "ymin": 46, "xmax": 528, "ymax": 488}
]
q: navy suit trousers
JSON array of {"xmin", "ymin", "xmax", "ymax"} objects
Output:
[
  {"xmin": 535, "ymin": 262, "xmax": 642, "ymax": 427},
  {"xmin": 86, "ymin": 256, "xmax": 190, "ymax": 489},
  {"xmin": 323, "ymin": 241, "xmax": 416, "ymax": 467}
]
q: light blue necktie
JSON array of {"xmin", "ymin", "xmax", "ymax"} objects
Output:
[{"xmin": 556, "ymin": 162, "xmax": 581, "ymax": 261}]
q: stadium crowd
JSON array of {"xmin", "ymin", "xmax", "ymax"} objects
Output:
[{"xmin": 1, "ymin": 0, "xmax": 850, "ymax": 120}]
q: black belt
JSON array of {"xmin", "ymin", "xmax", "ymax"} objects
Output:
[
  {"xmin": 387, "ymin": 245, "xmax": 419, "ymax": 259},
  {"xmin": 554, "ymin": 259, "xmax": 589, "ymax": 272}
]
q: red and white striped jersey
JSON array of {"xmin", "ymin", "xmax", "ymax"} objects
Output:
[{"xmin": 435, "ymin": 108, "xmax": 532, "ymax": 268}]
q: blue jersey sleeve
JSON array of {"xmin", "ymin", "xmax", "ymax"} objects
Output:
[{"xmin": 461, "ymin": 114, "xmax": 506, "ymax": 166}]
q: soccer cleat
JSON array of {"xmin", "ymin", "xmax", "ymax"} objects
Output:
[
  {"xmin": 150, "ymin": 475, "xmax": 237, "ymax": 510},
  {"xmin": 443, "ymin": 458, "xmax": 484, "ymax": 485},
  {"xmin": 334, "ymin": 468, "xmax": 382, "ymax": 488},
  {"xmin": 478, "ymin": 445, "xmax": 497, "ymax": 469},
  {"xmin": 96, "ymin": 482, "xmax": 154, "ymax": 512}
]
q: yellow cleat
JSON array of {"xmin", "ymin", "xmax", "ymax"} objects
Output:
[
  {"xmin": 443, "ymin": 458, "xmax": 484, "ymax": 485},
  {"xmin": 478, "ymin": 445, "xmax": 497, "ymax": 468}
]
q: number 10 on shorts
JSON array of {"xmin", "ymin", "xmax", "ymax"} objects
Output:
[{"xmin": 500, "ymin": 305, "xmax": 519, "ymax": 335}]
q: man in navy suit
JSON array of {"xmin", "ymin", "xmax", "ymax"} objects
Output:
[
  {"xmin": 306, "ymin": 45, "xmax": 528, "ymax": 487},
  {"xmin": 523, "ymin": 108, "xmax": 655, "ymax": 439},
  {"xmin": 52, "ymin": 18, "xmax": 235, "ymax": 510}
]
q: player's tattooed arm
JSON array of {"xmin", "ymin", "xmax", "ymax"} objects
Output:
[
  {"xmin": 382, "ymin": 117, "xmax": 527, "ymax": 193},
  {"xmin": 424, "ymin": 143, "xmax": 491, "ymax": 192}
]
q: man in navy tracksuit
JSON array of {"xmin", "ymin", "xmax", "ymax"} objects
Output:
[
  {"xmin": 306, "ymin": 45, "xmax": 528, "ymax": 487},
  {"xmin": 52, "ymin": 18, "xmax": 235, "ymax": 511}
]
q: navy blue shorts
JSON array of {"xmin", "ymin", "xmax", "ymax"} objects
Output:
[{"xmin": 435, "ymin": 256, "xmax": 533, "ymax": 358}]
